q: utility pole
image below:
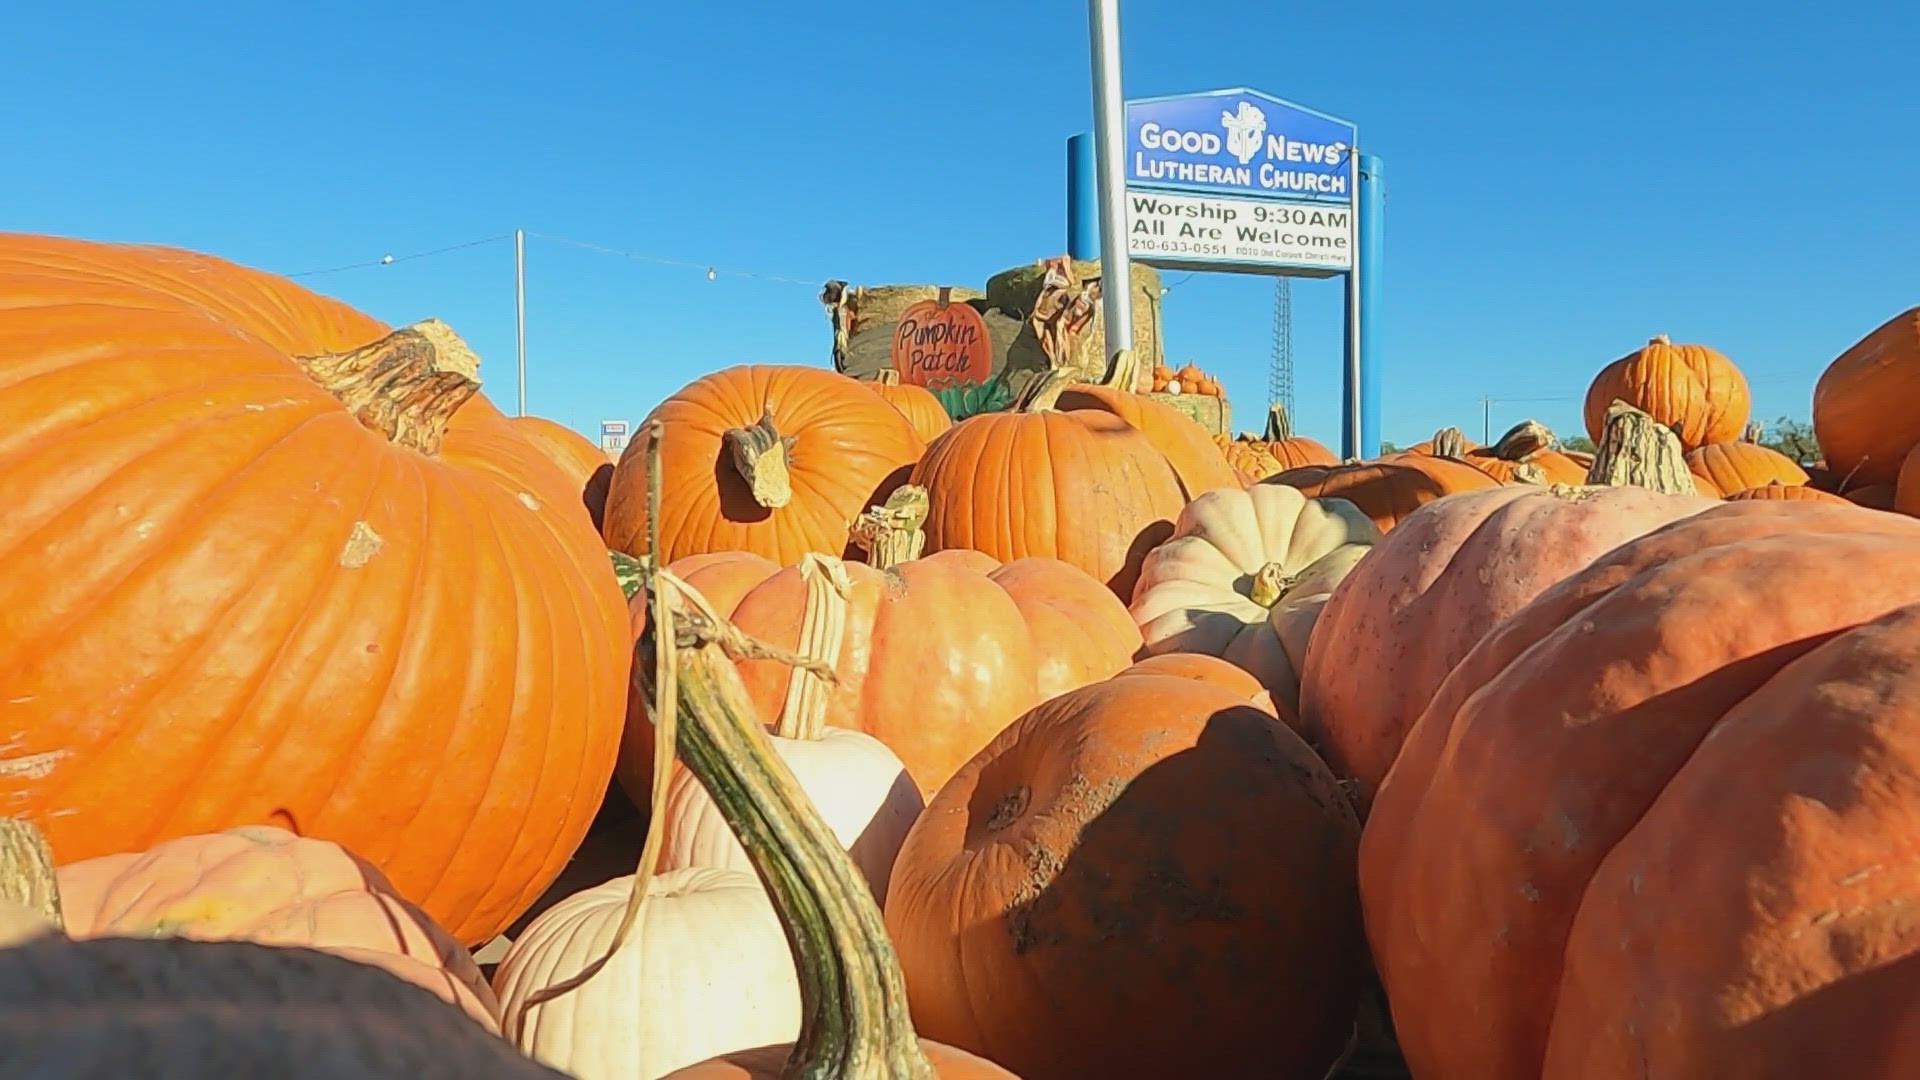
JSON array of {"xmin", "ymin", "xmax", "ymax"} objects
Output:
[
  {"xmin": 1087, "ymin": 0, "xmax": 1134, "ymax": 366},
  {"xmin": 1480, "ymin": 397, "xmax": 1492, "ymax": 444},
  {"xmin": 515, "ymin": 228, "xmax": 527, "ymax": 417}
]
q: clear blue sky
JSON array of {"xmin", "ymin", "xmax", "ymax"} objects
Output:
[{"xmin": 9, "ymin": 2, "xmax": 1917, "ymax": 450}]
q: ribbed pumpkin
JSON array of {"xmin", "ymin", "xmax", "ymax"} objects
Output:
[
  {"xmin": 1261, "ymin": 454, "xmax": 1501, "ymax": 533},
  {"xmin": 602, "ymin": 365, "xmax": 925, "ymax": 566},
  {"xmin": 885, "ymin": 661, "xmax": 1365, "ymax": 1079},
  {"xmin": 861, "ymin": 368, "xmax": 953, "ymax": 443},
  {"xmin": 1687, "ymin": 423, "xmax": 1810, "ymax": 495},
  {"xmin": 1362, "ymin": 502, "xmax": 1920, "ymax": 1080},
  {"xmin": 1217, "ymin": 404, "xmax": 1339, "ymax": 484},
  {"xmin": 1814, "ymin": 306, "xmax": 1920, "ymax": 488},
  {"xmin": 53, "ymin": 825, "xmax": 498, "ymax": 1029},
  {"xmin": 909, "ymin": 370, "xmax": 1187, "ymax": 599},
  {"xmin": 1300, "ymin": 484, "xmax": 1712, "ymax": 817},
  {"xmin": 1128, "ymin": 484, "xmax": 1380, "ymax": 719},
  {"xmin": 1583, "ymin": 334, "xmax": 1751, "ymax": 451},
  {"xmin": 625, "ymin": 493, "xmax": 1142, "ymax": 801},
  {"xmin": 0, "ymin": 233, "xmax": 629, "ymax": 946},
  {"xmin": 1723, "ymin": 481, "xmax": 1852, "ymax": 505},
  {"xmin": 1053, "ymin": 383, "xmax": 1241, "ymax": 497},
  {"xmin": 507, "ymin": 414, "xmax": 617, "ymax": 531}
]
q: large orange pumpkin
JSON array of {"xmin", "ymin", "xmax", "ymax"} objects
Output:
[
  {"xmin": 885, "ymin": 661, "xmax": 1364, "ymax": 1079},
  {"xmin": 1686, "ymin": 424, "xmax": 1809, "ymax": 495},
  {"xmin": 909, "ymin": 372, "xmax": 1187, "ymax": 599},
  {"xmin": 1723, "ymin": 481, "xmax": 1851, "ymax": 505},
  {"xmin": 860, "ymin": 368, "xmax": 954, "ymax": 443},
  {"xmin": 0, "ymin": 233, "xmax": 629, "ymax": 946},
  {"xmin": 1300, "ymin": 484, "xmax": 1712, "ymax": 817},
  {"xmin": 1814, "ymin": 306, "xmax": 1920, "ymax": 488},
  {"xmin": 1583, "ymin": 334, "xmax": 1750, "ymax": 451},
  {"xmin": 507, "ymin": 414, "xmax": 617, "ymax": 531},
  {"xmin": 1362, "ymin": 502, "xmax": 1920, "ymax": 1080},
  {"xmin": 602, "ymin": 365, "xmax": 925, "ymax": 566},
  {"xmin": 53, "ymin": 825, "xmax": 498, "ymax": 1029},
  {"xmin": 1053, "ymin": 383, "xmax": 1241, "ymax": 497},
  {"xmin": 626, "ymin": 525, "xmax": 1141, "ymax": 800},
  {"xmin": 1261, "ymin": 454, "xmax": 1500, "ymax": 533}
]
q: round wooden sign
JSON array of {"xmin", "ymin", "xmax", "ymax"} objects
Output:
[{"xmin": 889, "ymin": 289, "xmax": 992, "ymax": 388}]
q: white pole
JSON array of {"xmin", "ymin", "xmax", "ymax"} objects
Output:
[
  {"xmin": 1087, "ymin": 0, "xmax": 1134, "ymax": 362},
  {"xmin": 514, "ymin": 228, "xmax": 527, "ymax": 417}
]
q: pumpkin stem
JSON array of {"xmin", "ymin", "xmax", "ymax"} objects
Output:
[
  {"xmin": 1489, "ymin": 419, "xmax": 1553, "ymax": 462},
  {"xmin": 639, "ymin": 596, "xmax": 937, "ymax": 1079},
  {"xmin": 849, "ymin": 485, "xmax": 930, "ymax": 571},
  {"xmin": 1743, "ymin": 421, "xmax": 1765, "ymax": 444},
  {"xmin": 1263, "ymin": 403, "xmax": 1293, "ymax": 442},
  {"xmin": 724, "ymin": 406, "xmax": 798, "ymax": 509},
  {"xmin": 1100, "ymin": 346, "xmax": 1142, "ymax": 393},
  {"xmin": 773, "ymin": 555, "xmax": 853, "ymax": 742},
  {"xmin": 1247, "ymin": 561, "xmax": 1296, "ymax": 608},
  {"xmin": 1649, "ymin": 333, "xmax": 1671, "ymax": 347},
  {"xmin": 0, "ymin": 817, "xmax": 62, "ymax": 925},
  {"xmin": 1014, "ymin": 367, "xmax": 1078, "ymax": 412},
  {"xmin": 1585, "ymin": 399, "xmax": 1699, "ymax": 495},
  {"xmin": 293, "ymin": 319, "xmax": 481, "ymax": 456},
  {"xmin": 1429, "ymin": 427, "xmax": 1470, "ymax": 460}
]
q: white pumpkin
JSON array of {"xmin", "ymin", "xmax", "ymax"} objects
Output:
[
  {"xmin": 654, "ymin": 554, "xmax": 923, "ymax": 903},
  {"xmin": 656, "ymin": 727, "xmax": 921, "ymax": 905},
  {"xmin": 493, "ymin": 868, "xmax": 801, "ymax": 1080},
  {"xmin": 1128, "ymin": 484, "xmax": 1381, "ymax": 711}
]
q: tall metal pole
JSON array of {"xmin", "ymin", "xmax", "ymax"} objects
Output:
[
  {"xmin": 1065, "ymin": 133, "xmax": 1100, "ymax": 261},
  {"xmin": 1087, "ymin": 0, "xmax": 1133, "ymax": 362},
  {"xmin": 514, "ymin": 228, "xmax": 527, "ymax": 417},
  {"xmin": 1358, "ymin": 154, "xmax": 1384, "ymax": 458}
]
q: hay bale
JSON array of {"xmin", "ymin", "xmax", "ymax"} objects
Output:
[
  {"xmin": 843, "ymin": 285, "xmax": 984, "ymax": 332},
  {"xmin": 985, "ymin": 258, "xmax": 1164, "ymax": 372},
  {"xmin": 1149, "ymin": 391, "xmax": 1230, "ymax": 437}
]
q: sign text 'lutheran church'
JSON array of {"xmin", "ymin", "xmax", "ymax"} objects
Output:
[{"xmin": 1123, "ymin": 87, "xmax": 1358, "ymax": 276}]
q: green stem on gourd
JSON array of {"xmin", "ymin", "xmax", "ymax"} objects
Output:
[
  {"xmin": 849, "ymin": 486, "xmax": 930, "ymax": 571},
  {"xmin": 724, "ymin": 407, "xmax": 798, "ymax": 509},
  {"xmin": 1585, "ymin": 399, "xmax": 1699, "ymax": 495},
  {"xmin": 1248, "ymin": 561, "xmax": 1294, "ymax": 609},
  {"xmin": 293, "ymin": 319, "xmax": 481, "ymax": 456},
  {"xmin": 0, "ymin": 817, "xmax": 60, "ymax": 924},
  {"xmin": 773, "ymin": 556, "xmax": 852, "ymax": 743},
  {"xmin": 641, "ymin": 599, "xmax": 933, "ymax": 1080}
]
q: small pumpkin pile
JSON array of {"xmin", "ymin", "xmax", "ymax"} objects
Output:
[
  {"xmin": 1149, "ymin": 359, "xmax": 1224, "ymax": 396},
  {"xmin": 1213, "ymin": 403, "xmax": 1339, "ymax": 484}
]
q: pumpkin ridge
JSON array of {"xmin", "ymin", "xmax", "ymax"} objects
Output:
[{"xmin": 158, "ymin": 446, "xmax": 405, "ymax": 843}]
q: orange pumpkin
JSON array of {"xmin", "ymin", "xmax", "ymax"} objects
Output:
[
  {"xmin": 54, "ymin": 825, "xmax": 498, "ymax": 1029},
  {"xmin": 861, "ymin": 368, "xmax": 953, "ymax": 443},
  {"xmin": 1220, "ymin": 404, "xmax": 1339, "ymax": 484},
  {"xmin": 1362, "ymin": 502, "xmax": 1920, "ymax": 1080},
  {"xmin": 1848, "ymin": 483, "xmax": 1899, "ymax": 511},
  {"xmin": 1261, "ymin": 455, "xmax": 1501, "ymax": 533},
  {"xmin": 1054, "ymin": 383, "xmax": 1241, "ymax": 497},
  {"xmin": 1687, "ymin": 424, "xmax": 1809, "ymax": 495},
  {"xmin": 885, "ymin": 661, "xmax": 1364, "ymax": 1079},
  {"xmin": 507, "ymin": 414, "xmax": 617, "ymax": 532},
  {"xmin": 1899, "ymin": 443, "xmax": 1920, "ymax": 517},
  {"xmin": 602, "ymin": 365, "xmax": 925, "ymax": 566},
  {"xmin": 0, "ymin": 233, "xmax": 629, "ymax": 946},
  {"xmin": 626, "ymin": 526, "xmax": 1141, "ymax": 801},
  {"xmin": 909, "ymin": 373, "xmax": 1187, "ymax": 599},
  {"xmin": 1300, "ymin": 484, "xmax": 1712, "ymax": 817},
  {"xmin": 1814, "ymin": 306, "xmax": 1920, "ymax": 488},
  {"xmin": 1583, "ymin": 334, "xmax": 1751, "ymax": 451},
  {"xmin": 1445, "ymin": 422, "xmax": 1589, "ymax": 485},
  {"xmin": 1723, "ymin": 481, "xmax": 1851, "ymax": 505}
]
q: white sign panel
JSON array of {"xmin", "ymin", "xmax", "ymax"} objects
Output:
[
  {"xmin": 1126, "ymin": 188, "xmax": 1352, "ymax": 276},
  {"xmin": 599, "ymin": 419, "xmax": 630, "ymax": 456}
]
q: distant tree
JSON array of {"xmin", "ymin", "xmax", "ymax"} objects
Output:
[
  {"xmin": 1558, "ymin": 434, "xmax": 1598, "ymax": 455},
  {"xmin": 1756, "ymin": 417, "xmax": 1820, "ymax": 466},
  {"xmin": 1378, "ymin": 440, "xmax": 1401, "ymax": 456}
]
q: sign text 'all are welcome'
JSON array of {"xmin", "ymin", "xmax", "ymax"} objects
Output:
[{"xmin": 1123, "ymin": 87, "xmax": 1358, "ymax": 277}]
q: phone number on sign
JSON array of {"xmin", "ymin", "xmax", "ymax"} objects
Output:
[{"xmin": 1129, "ymin": 238, "xmax": 1229, "ymax": 256}]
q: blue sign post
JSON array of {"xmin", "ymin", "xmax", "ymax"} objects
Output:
[{"xmin": 1066, "ymin": 86, "xmax": 1383, "ymax": 457}]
